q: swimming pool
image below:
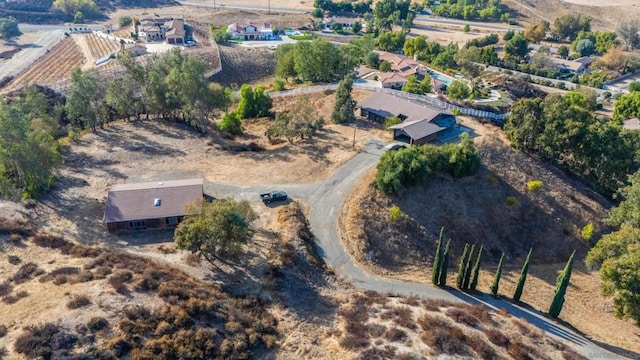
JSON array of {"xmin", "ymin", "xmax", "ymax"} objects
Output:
[{"xmin": 428, "ymin": 70, "xmax": 453, "ymax": 85}]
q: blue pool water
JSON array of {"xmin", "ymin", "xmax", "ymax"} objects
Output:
[{"xmin": 428, "ymin": 70, "xmax": 452, "ymax": 85}]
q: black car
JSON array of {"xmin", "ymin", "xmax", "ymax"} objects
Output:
[{"xmin": 260, "ymin": 191, "xmax": 288, "ymax": 204}]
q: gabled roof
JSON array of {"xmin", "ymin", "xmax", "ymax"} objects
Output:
[
  {"xmin": 547, "ymin": 57, "xmax": 585, "ymax": 72},
  {"xmin": 104, "ymin": 178, "xmax": 204, "ymax": 223},
  {"xmin": 165, "ymin": 18, "xmax": 185, "ymax": 37},
  {"xmin": 388, "ymin": 119, "xmax": 445, "ymax": 140},
  {"xmin": 360, "ymin": 92, "xmax": 446, "ymax": 123},
  {"xmin": 228, "ymin": 22, "xmax": 271, "ymax": 32},
  {"xmin": 360, "ymin": 92, "xmax": 450, "ymax": 140},
  {"xmin": 378, "ymin": 72, "xmax": 408, "ymax": 85}
]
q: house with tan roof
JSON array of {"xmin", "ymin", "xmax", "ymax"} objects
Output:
[
  {"xmin": 545, "ymin": 56, "xmax": 593, "ymax": 74},
  {"xmin": 136, "ymin": 16, "xmax": 186, "ymax": 44},
  {"xmin": 374, "ymin": 52, "xmax": 429, "ymax": 89},
  {"xmin": 359, "ymin": 92, "xmax": 455, "ymax": 145},
  {"xmin": 103, "ymin": 178, "xmax": 204, "ymax": 234}
]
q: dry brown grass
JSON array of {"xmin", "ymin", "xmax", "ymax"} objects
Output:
[{"xmin": 333, "ymin": 293, "xmax": 578, "ymax": 359}]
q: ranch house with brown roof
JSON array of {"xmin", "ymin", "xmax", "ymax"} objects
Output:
[
  {"xmin": 359, "ymin": 92, "xmax": 455, "ymax": 145},
  {"xmin": 103, "ymin": 178, "xmax": 204, "ymax": 234}
]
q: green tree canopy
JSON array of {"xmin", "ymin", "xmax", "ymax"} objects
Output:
[
  {"xmin": 0, "ymin": 16, "xmax": 21, "ymax": 41},
  {"xmin": 375, "ymin": 31, "xmax": 406, "ymax": 52},
  {"xmin": 447, "ymin": 80, "xmax": 470, "ymax": 100},
  {"xmin": 236, "ymin": 84, "xmax": 272, "ymax": 119},
  {"xmin": 332, "ymin": 75, "xmax": 356, "ymax": 124},
  {"xmin": 52, "ymin": 0, "xmax": 101, "ymax": 18},
  {"xmin": 613, "ymin": 91, "xmax": 640, "ymax": 121},
  {"xmin": 0, "ymin": 87, "xmax": 62, "ymax": 199},
  {"xmin": 504, "ymin": 33, "xmax": 530, "ymax": 61},
  {"xmin": 553, "ymin": 13, "xmax": 591, "ymax": 41},
  {"xmin": 505, "ymin": 93, "xmax": 636, "ymax": 195},
  {"xmin": 586, "ymin": 225, "xmax": 640, "ymax": 325},
  {"xmin": 175, "ymin": 199, "xmax": 257, "ymax": 264}
]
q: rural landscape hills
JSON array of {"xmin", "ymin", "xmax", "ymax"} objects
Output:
[{"xmin": 1, "ymin": 0, "xmax": 640, "ymax": 359}]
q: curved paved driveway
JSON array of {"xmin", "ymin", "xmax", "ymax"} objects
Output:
[{"xmin": 205, "ymin": 138, "xmax": 629, "ymax": 360}]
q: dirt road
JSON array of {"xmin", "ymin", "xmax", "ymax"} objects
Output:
[
  {"xmin": 0, "ymin": 29, "xmax": 65, "ymax": 79},
  {"xmin": 204, "ymin": 137, "xmax": 628, "ymax": 360}
]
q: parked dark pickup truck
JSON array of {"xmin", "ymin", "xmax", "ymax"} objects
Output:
[{"xmin": 260, "ymin": 191, "xmax": 288, "ymax": 204}]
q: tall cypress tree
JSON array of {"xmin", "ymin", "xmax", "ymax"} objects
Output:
[
  {"xmin": 456, "ymin": 243, "xmax": 470, "ymax": 289},
  {"xmin": 470, "ymin": 245, "xmax": 483, "ymax": 291},
  {"xmin": 462, "ymin": 244, "xmax": 476, "ymax": 290},
  {"xmin": 513, "ymin": 248, "xmax": 533, "ymax": 302},
  {"xmin": 549, "ymin": 251, "xmax": 576, "ymax": 318},
  {"xmin": 490, "ymin": 252, "xmax": 505, "ymax": 296},
  {"xmin": 438, "ymin": 239, "xmax": 451, "ymax": 286},
  {"xmin": 431, "ymin": 228, "xmax": 444, "ymax": 285}
]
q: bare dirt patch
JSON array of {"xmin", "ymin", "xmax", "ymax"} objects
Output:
[
  {"xmin": 505, "ymin": 0, "xmax": 640, "ymax": 30},
  {"xmin": 340, "ymin": 117, "xmax": 640, "ymax": 355}
]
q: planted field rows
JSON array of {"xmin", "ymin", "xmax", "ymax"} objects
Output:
[
  {"xmin": 7, "ymin": 38, "xmax": 85, "ymax": 90},
  {"xmin": 85, "ymin": 34, "xmax": 121, "ymax": 60}
]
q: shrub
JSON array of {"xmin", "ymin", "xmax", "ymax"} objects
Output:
[
  {"xmin": 119, "ymin": 16, "xmax": 132, "ymax": 28},
  {"xmin": 219, "ymin": 111, "xmax": 243, "ymax": 135},
  {"xmin": 581, "ymin": 222, "xmax": 594, "ymax": 242},
  {"xmin": 384, "ymin": 327, "xmax": 407, "ymax": 342},
  {"xmin": 0, "ymin": 282, "xmax": 12, "ymax": 297},
  {"xmin": 445, "ymin": 307, "xmax": 479, "ymax": 327},
  {"xmin": 339, "ymin": 334, "xmax": 369, "ymax": 350},
  {"xmin": 12, "ymin": 262, "xmax": 44, "ymax": 283},
  {"xmin": 0, "ymin": 324, "xmax": 7, "ymax": 338},
  {"xmin": 106, "ymin": 336, "xmax": 132, "ymax": 358},
  {"xmin": 506, "ymin": 196, "xmax": 519, "ymax": 206},
  {"xmin": 526, "ymin": 180, "xmax": 543, "ymax": 192},
  {"xmin": 14, "ymin": 323, "xmax": 77, "ymax": 359},
  {"xmin": 87, "ymin": 317, "xmax": 109, "ymax": 332},
  {"xmin": 467, "ymin": 334, "xmax": 496, "ymax": 359},
  {"xmin": 388, "ymin": 205, "xmax": 402, "ymax": 222},
  {"xmin": 507, "ymin": 342, "xmax": 532, "ymax": 360},
  {"xmin": 67, "ymin": 294, "xmax": 91, "ymax": 309},
  {"xmin": 485, "ymin": 328, "xmax": 510, "ymax": 347},
  {"xmin": 7, "ymin": 255, "xmax": 20, "ymax": 265},
  {"xmin": 420, "ymin": 326, "xmax": 466, "ymax": 354}
]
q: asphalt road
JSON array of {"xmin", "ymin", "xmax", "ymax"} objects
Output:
[
  {"xmin": 177, "ymin": 1, "xmax": 308, "ymax": 13},
  {"xmin": 203, "ymin": 137, "xmax": 629, "ymax": 359}
]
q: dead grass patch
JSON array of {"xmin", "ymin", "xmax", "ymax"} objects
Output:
[{"xmin": 66, "ymin": 294, "xmax": 91, "ymax": 309}]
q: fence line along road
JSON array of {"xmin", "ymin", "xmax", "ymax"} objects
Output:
[{"xmin": 270, "ymin": 83, "xmax": 510, "ymax": 121}]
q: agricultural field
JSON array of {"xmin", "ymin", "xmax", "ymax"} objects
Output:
[
  {"xmin": 73, "ymin": 34, "xmax": 122, "ymax": 68},
  {"xmin": 5, "ymin": 38, "xmax": 85, "ymax": 91}
]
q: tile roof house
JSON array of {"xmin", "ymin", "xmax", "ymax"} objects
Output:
[
  {"xmin": 359, "ymin": 92, "xmax": 455, "ymax": 145},
  {"xmin": 137, "ymin": 16, "xmax": 185, "ymax": 44},
  {"xmin": 375, "ymin": 52, "xmax": 428, "ymax": 89},
  {"xmin": 104, "ymin": 178, "xmax": 204, "ymax": 234},
  {"xmin": 227, "ymin": 22, "xmax": 274, "ymax": 40}
]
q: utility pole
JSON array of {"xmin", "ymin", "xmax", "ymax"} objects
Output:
[{"xmin": 352, "ymin": 124, "xmax": 357, "ymax": 149}]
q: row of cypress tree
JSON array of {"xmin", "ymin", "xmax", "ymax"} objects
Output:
[{"xmin": 431, "ymin": 229, "xmax": 576, "ymax": 319}]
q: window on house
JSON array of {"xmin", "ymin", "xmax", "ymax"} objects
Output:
[
  {"xmin": 130, "ymin": 220, "xmax": 146, "ymax": 229},
  {"xmin": 167, "ymin": 217, "xmax": 179, "ymax": 226}
]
